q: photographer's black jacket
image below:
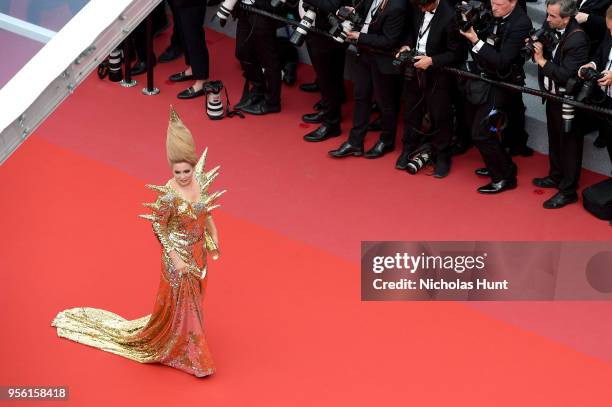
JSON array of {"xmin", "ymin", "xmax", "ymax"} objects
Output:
[
  {"xmin": 578, "ymin": 0, "xmax": 610, "ymax": 54},
  {"xmin": 403, "ymin": 0, "xmax": 466, "ymax": 73},
  {"xmin": 591, "ymin": 30, "xmax": 612, "ymax": 74},
  {"xmin": 471, "ymin": 4, "xmax": 532, "ymax": 82},
  {"xmin": 537, "ymin": 18, "xmax": 590, "ymax": 91},
  {"xmin": 355, "ymin": 0, "xmax": 410, "ymax": 74}
]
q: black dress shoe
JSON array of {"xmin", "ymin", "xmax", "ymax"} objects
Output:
[
  {"xmin": 313, "ymin": 100, "xmax": 325, "ymax": 111},
  {"xmin": 130, "ymin": 61, "xmax": 149, "ymax": 76},
  {"xmin": 433, "ymin": 154, "xmax": 451, "ymax": 178},
  {"xmin": 235, "ymin": 93, "xmax": 263, "ymax": 110},
  {"xmin": 329, "ymin": 141, "xmax": 364, "ymax": 158},
  {"xmin": 364, "ymin": 141, "xmax": 394, "ymax": 159},
  {"xmin": 475, "ymin": 167, "xmax": 490, "ymax": 177},
  {"xmin": 532, "ymin": 176, "xmax": 559, "ymax": 188},
  {"xmin": 177, "ymin": 86, "xmax": 205, "ymax": 99},
  {"xmin": 543, "ymin": 192, "xmax": 578, "ymax": 209},
  {"xmin": 282, "ymin": 62, "xmax": 297, "ymax": 85},
  {"xmin": 159, "ymin": 46, "xmax": 183, "ymax": 63},
  {"xmin": 477, "ymin": 179, "xmax": 517, "ymax": 194},
  {"xmin": 395, "ymin": 150, "xmax": 412, "ymax": 170},
  {"xmin": 367, "ymin": 115, "xmax": 382, "ymax": 132},
  {"xmin": 300, "ymin": 82, "xmax": 319, "ymax": 92},
  {"xmin": 169, "ymin": 71, "xmax": 194, "ymax": 82},
  {"xmin": 240, "ymin": 100, "xmax": 281, "ymax": 115},
  {"xmin": 303, "ymin": 124, "xmax": 341, "ymax": 142},
  {"xmin": 594, "ymin": 134, "xmax": 607, "ymax": 148},
  {"xmin": 302, "ymin": 111, "xmax": 325, "ymax": 124}
]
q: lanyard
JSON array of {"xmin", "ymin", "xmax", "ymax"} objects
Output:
[{"xmin": 417, "ymin": 13, "xmax": 433, "ymax": 44}]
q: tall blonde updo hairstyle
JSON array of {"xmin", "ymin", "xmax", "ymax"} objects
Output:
[{"xmin": 166, "ymin": 105, "xmax": 198, "ymax": 167}]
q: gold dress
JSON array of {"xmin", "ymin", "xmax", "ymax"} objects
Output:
[{"xmin": 51, "ymin": 150, "xmax": 224, "ymax": 378}]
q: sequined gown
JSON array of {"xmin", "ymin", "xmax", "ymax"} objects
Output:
[{"xmin": 51, "ymin": 151, "xmax": 224, "ymax": 378}]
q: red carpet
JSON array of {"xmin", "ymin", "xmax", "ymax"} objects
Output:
[{"xmin": 1, "ymin": 26, "xmax": 612, "ymax": 405}]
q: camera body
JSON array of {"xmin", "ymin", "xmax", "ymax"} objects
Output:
[
  {"xmin": 521, "ymin": 26, "xmax": 559, "ymax": 60},
  {"xmin": 393, "ymin": 48, "xmax": 425, "ymax": 77},
  {"xmin": 455, "ymin": 1, "xmax": 492, "ymax": 34},
  {"xmin": 565, "ymin": 68, "xmax": 606, "ymax": 105},
  {"xmin": 328, "ymin": 7, "xmax": 364, "ymax": 43}
]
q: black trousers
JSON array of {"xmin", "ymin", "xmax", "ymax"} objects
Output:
[
  {"xmin": 348, "ymin": 53, "xmax": 401, "ymax": 147},
  {"xmin": 235, "ymin": 11, "xmax": 282, "ymax": 106},
  {"xmin": 546, "ymin": 100, "xmax": 585, "ymax": 196},
  {"xmin": 306, "ymin": 35, "xmax": 346, "ymax": 125},
  {"xmin": 167, "ymin": 0, "xmax": 183, "ymax": 50},
  {"xmin": 175, "ymin": 4, "xmax": 209, "ymax": 79},
  {"xmin": 402, "ymin": 72, "xmax": 453, "ymax": 156},
  {"xmin": 466, "ymin": 87, "xmax": 517, "ymax": 182},
  {"xmin": 133, "ymin": 3, "xmax": 168, "ymax": 61},
  {"xmin": 502, "ymin": 95, "xmax": 529, "ymax": 152}
]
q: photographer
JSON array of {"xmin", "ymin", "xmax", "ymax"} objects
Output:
[
  {"xmin": 459, "ymin": 0, "xmax": 532, "ymax": 194},
  {"xmin": 531, "ymin": 0, "xmax": 589, "ymax": 209},
  {"xmin": 395, "ymin": 0, "xmax": 466, "ymax": 177},
  {"xmin": 234, "ymin": 0, "xmax": 283, "ymax": 115},
  {"xmin": 328, "ymin": 0, "xmax": 409, "ymax": 159},
  {"xmin": 302, "ymin": 0, "xmax": 349, "ymax": 142},
  {"xmin": 579, "ymin": 5, "xmax": 612, "ymax": 163}
]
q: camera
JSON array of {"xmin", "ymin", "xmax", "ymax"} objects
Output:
[
  {"xmin": 328, "ymin": 6, "xmax": 363, "ymax": 43},
  {"xmin": 290, "ymin": 4, "xmax": 317, "ymax": 46},
  {"xmin": 204, "ymin": 80, "xmax": 225, "ymax": 120},
  {"xmin": 565, "ymin": 68, "xmax": 606, "ymax": 106},
  {"xmin": 406, "ymin": 149, "xmax": 432, "ymax": 174},
  {"xmin": 455, "ymin": 1, "xmax": 493, "ymax": 34},
  {"xmin": 215, "ymin": 0, "xmax": 238, "ymax": 27},
  {"xmin": 521, "ymin": 26, "xmax": 559, "ymax": 60},
  {"xmin": 393, "ymin": 48, "xmax": 424, "ymax": 77}
]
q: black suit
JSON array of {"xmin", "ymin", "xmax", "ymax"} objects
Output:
[
  {"xmin": 466, "ymin": 4, "xmax": 532, "ymax": 183},
  {"xmin": 347, "ymin": 0, "xmax": 409, "ymax": 147},
  {"xmin": 305, "ymin": 0, "xmax": 347, "ymax": 125},
  {"xmin": 591, "ymin": 31, "xmax": 612, "ymax": 163},
  {"xmin": 538, "ymin": 19, "xmax": 590, "ymax": 196},
  {"xmin": 401, "ymin": 0, "xmax": 466, "ymax": 156},
  {"xmin": 577, "ymin": 0, "xmax": 610, "ymax": 55}
]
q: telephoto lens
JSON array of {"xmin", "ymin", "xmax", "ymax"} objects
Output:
[
  {"xmin": 290, "ymin": 8, "xmax": 317, "ymax": 46},
  {"xmin": 108, "ymin": 47, "xmax": 123, "ymax": 82},
  {"xmin": 406, "ymin": 150, "xmax": 432, "ymax": 174},
  {"xmin": 559, "ymin": 87, "xmax": 575, "ymax": 134},
  {"xmin": 205, "ymin": 81, "xmax": 225, "ymax": 120},
  {"xmin": 216, "ymin": 0, "xmax": 238, "ymax": 27}
]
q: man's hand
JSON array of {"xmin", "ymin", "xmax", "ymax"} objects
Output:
[
  {"xmin": 578, "ymin": 62, "xmax": 597, "ymax": 78},
  {"xmin": 413, "ymin": 55, "xmax": 433, "ymax": 70},
  {"xmin": 346, "ymin": 31, "xmax": 360, "ymax": 41},
  {"xmin": 598, "ymin": 71, "xmax": 612, "ymax": 87},
  {"xmin": 459, "ymin": 26, "xmax": 478, "ymax": 44},
  {"xmin": 338, "ymin": 6, "xmax": 354, "ymax": 15},
  {"xmin": 396, "ymin": 45, "xmax": 411, "ymax": 58},
  {"xmin": 533, "ymin": 41, "xmax": 547, "ymax": 67},
  {"xmin": 575, "ymin": 12, "xmax": 589, "ymax": 24}
]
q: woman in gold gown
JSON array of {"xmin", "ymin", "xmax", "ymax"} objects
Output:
[{"xmin": 51, "ymin": 107, "xmax": 224, "ymax": 378}]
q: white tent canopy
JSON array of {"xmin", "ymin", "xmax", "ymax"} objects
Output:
[{"xmin": 0, "ymin": 0, "xmax": 161, "ymax": 164}]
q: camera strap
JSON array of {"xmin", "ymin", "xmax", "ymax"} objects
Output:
[
  {"xmin": 545, "ymin": 27, "xmax": 584, "ymax": 94},
  {"xmin": 223, "ymin": 86, "xmax": 245, "ymax": 119}
]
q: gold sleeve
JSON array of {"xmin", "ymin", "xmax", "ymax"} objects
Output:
[
  {"xmin": 204, "ymin": 230, "xmax": 218, "ymax": 253},
  {"xmin": 139, "ymin": 186, "xmax": 176, "ymax": 255}
]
